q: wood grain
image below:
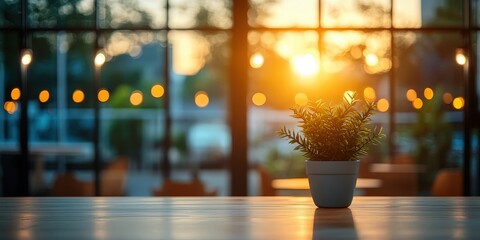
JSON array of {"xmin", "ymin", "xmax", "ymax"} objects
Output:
[{"xmin": 0, "ymin": 197, "xmax": 479, "ymax": 239}]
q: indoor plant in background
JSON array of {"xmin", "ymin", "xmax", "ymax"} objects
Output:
[{"xmin": 279, "ymin": 92, "xmax": 384, "ymax": 208}]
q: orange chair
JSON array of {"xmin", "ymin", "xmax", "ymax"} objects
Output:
[
  {"xmin": 431, "ymin": 168, "xmax": 463, "ymax": 196},
  {"xmin": 51, "ymin": 156, "xmax": 129, "ymax": 196},
  {"xmin": 152, "ymin": 179, "xmax": 217, "ymax": 196},
  {"xmin": 51, "ymin": 172, "xmax": 93, "ymax": 196}
]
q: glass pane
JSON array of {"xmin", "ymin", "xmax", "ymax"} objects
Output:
[
  {"xmin": 394, "ymin": 32, "xmax": 464, "ymax": 195},
  {"xmin": 322, "ymin": 0, "xmax": 390, "ymax": 28},
  {"xmin": 99, "ymin": 31, "xmax": 166, "ymax": 195},
  {"xmin": 247, "ymin": 30, "xmax": 391, "ymax": 195},
  {"xmin": 169, "ymin": 0, "xmax": 232, "ymax": 29},
  {"xmin": 168, "ymin": 30, "xmax": 230, "ymax": 195},
  {"xmin": 0, "ymin": 0, "xmax": 21, "ymax": 27},
  {"xmin": 27, "ymin": 32, "xmax": 95, "ymax": 196},
  {"xmin": 99, "ymin": 0, "xmax": 166, "ymax": 29},
  {"xmin": 0, "ymin": 32, "xmax": 21, "ymax": 145},
  {"xmin": 0, "ymin": 32, "xmax": 21, "ymax": 197},
  {"xmin": 393, "ymin": 0, "xmax": 463, "ymax": 28},
  {"xmin": 28, "ymin": 0, "xmax": 95, "ymax": 28},
  {"xmin": 249, "ymin": 0, "xmax": 318, "ymax": 28}
]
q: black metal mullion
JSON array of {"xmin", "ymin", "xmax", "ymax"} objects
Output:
[
  {"xmin": 93, "ymin": 0, "xmax": 101, "ymax": 196},
  {"xmin": 18, "ymin": 0, "xmax": 30, "ymax": 196},
  {"xmin": 162, "ymin": 0, "xmax": 171, "ymax": 180}
]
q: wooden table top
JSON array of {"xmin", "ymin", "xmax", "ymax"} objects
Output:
[{"xmin": 1, "ymin": 197, "xmax": 479, "ymax": 239}]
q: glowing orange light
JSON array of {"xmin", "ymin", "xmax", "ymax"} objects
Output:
[
  {"xmin": 406, "ymin": 89, "xmax": 417, "ymax": 102},
  {"xmin": 290, "ymin": 53, "xmax": 319, "ymax": 77},
  {"xmin": 130, "ymin": 91, "xmax": 143, "ymax": 106},
  {"xmin": 151, "ymin": 84, "xmax": 164, "ymax": 98},
  {"xmin": 195, "ymin": 91, "xmax": 209, "ymax": 108},
  {"xmin": 424, "ymin": 87, "xmax": 434, "ymax": 100},
  {"xmin": 3, "ymin": 101, "xmax": 17, "ymax": 114},
  {"xmin": 98, "ymin": 89, "xmax": 110, "ymax": 102},
  {"xmin": 39, "ymin": 90, "xmax": 50, "ymax": 103},
  {"xmin": 294, "ymin": 93, "xmax": 308, "ymax": 106},
  {"xmin": 363, "ymin": 87, "xmax": 376, "ymax": 101},
  {"xmin": 377, "ymin": 98, "xmax": 389, "ymax": 112},
  {"xmin": 250, "ymin": 53, "xmax": 264, "ymax": 69},
  {"xmin": 452, "ymin": 97, "xmax": 464, "ymax": 109},
  {"xmin": 252, "ymin": 92, "xmax": 266, "ymax": 106},
  {"xmin": 442, "ymin": 92, "xmax": 453, "ymax": 104},
  {"xmin": 72, "ymin": 90, "xmax": 85, "ymax": 103},
  {"xmin": 413, "ymin": 98, "xmax": 423, "ymax": 109},
  {"xmin": 10, "ymin": 88, "xmax": 21, "ymax": 100}
]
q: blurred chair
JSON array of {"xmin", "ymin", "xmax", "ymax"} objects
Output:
[
  {"xmin": 255, "ymin": 165, "xmax": 277, "ymax": 196},
  {"xmin": 431, "ymin": 168, "xmax": 463, "ymax": 196},
  {"xmin": 51, "ymin": 156, "xmax": 129, "ymax": 196},
  {"xmin": 98, "ymin": 156, "xmax": 129, "ymax": 196},
  {"xmin": 51, "ymin": 172, "xmax": 93, "ymax": 196},
  {"xmin": 152, "ymin": 179, "xmax": 217, "ymax": 196}
]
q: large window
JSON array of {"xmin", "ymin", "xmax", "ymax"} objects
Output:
[{"xmin": 0, "ymin": 0, "xmax": 478, "ymax": 196}]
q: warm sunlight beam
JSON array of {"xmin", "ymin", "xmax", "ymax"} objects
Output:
[{"xmin": 290, "ymin": 53, "xmax": 319, "ymax": 77}]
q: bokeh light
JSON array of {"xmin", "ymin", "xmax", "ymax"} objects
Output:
[
  {"xmin": 406, "ymin": 89, "xmax": 417, "ymax": 102},
  {"xmin": 98, "ymin": 89, "xmax": 110, "ymax": 102},
  {"xmin": 39, "ymin": 90, "xmax": 50, "ymax": 103},
  {"xmin": 95, "ymin": 51, "xmax": 106, "ymax": 67},
  {"xmin": 10, "ymin": 88, "xmax": 21, "ymax": 100},
  {"xmin": 413, "ymin": 98, "xmax": 423, "ymax": 109},
  {"xmin": 250, "ymin": 53, "xmax": 264, "ymax": 69},
  {"xmin": 365, "ymin": 53, "xmax": 379, "ymax": 66},
  {"xmin": 151, "ymin": 84, "xmax": 165, "ymax": 98},
  {"xmin": 294, "ymin": 93, "xmax": 308, "ymax": 106},
  {"xmin": 424, "ymin": 87, "xmax": 434, "ymax": 100},
  {"xmin": 195, "ymin": 91, "xmax": 209, "ymax": 108},
  {"xmin": 72, "ymin": 90, "xmax": 85, "ymax": 103},
  {"xmin": 376, "ymin": 98, "xmax": 389, "ymax": 112},
  {"xmin": 452, "ymin": 97, "xmax": 464, "ymax": 109},
  {"xmin": 456, "ymin": 49, "xmax": 466, "ymax": 65},
  {"xmin": 252, "ymin": 92, "xmax": 267, "ymax": 106},
  {"xmin": 363, "ymin": 87, "xmax": 376, "ymax": 101},
  {"xmin": 21, "ymin": 50, "xmax": 32, "ymax": 66},
  {"xmin": 3, "ymin": 101, "xmax": 17, "ymax": 114},
  {"xmin": 130, "ymin": 91, "xmax": 143, "ymax": 106},
  {"xmin": 442, "ymin": 92, "xmax": 453, "ymax": 104}
]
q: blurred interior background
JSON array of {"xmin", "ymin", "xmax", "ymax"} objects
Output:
[{"xmin": 0, "ymin": 0, "xmax": 479, "ymax": 197}]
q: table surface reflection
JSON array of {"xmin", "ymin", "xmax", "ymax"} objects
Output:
[{"xmin": 1, "ymin": 197, "xmax": 479, "ymax": 239}]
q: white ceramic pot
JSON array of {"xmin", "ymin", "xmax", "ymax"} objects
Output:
[{"xmin": 306, "ymin": 160, "xmax": 360, "ymax": 208}]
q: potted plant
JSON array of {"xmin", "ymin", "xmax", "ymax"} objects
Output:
[{"xmin": 279, "ymin": 92, "xmax": 384, "ymax": 208}]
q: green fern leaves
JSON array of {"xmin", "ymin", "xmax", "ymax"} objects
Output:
[{"xmin": 279, "ymin": 92, "xmax": 384, "ymax": 161}]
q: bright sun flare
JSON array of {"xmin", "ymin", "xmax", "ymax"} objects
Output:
[{"xmin": 290, "ymin": 53, "xmax": 319, "ymax": 77}]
